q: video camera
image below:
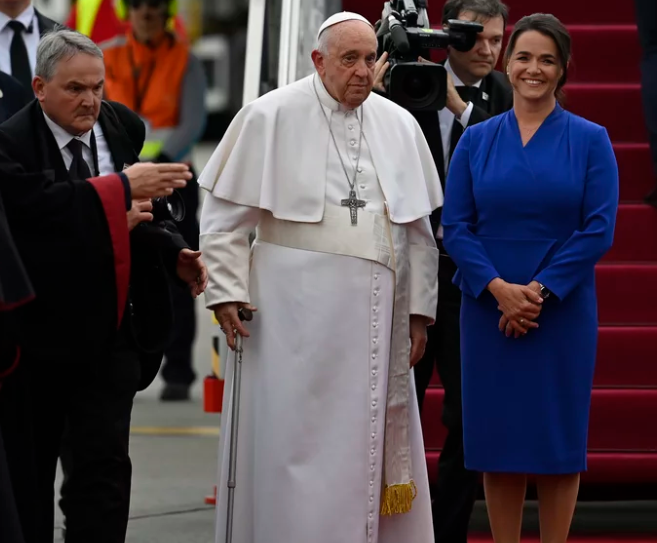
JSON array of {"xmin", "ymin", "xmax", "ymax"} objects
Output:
[
  {"xmin": 151, "ymin": 191, "xmax": 186, "ymax": 223},
  {"xmin": 376, "ymin": 0, "xmax": 483, "ymax": 111}
]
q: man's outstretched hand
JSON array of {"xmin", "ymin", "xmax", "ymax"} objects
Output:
[
  {"xmin": 213, "ymin": 302, "xmax": 257, "ymax": 351},
  {"xmin": 176, "ymin": 249, "xmax": 208, "ymax": 298},
  {"xmin": 125, "ymin": 163, "xmax": 192, "ymax": 200}
]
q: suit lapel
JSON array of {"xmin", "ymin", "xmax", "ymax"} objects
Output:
[
  {"xmin": 31, "ymin": 103, "xmax": 70, "ymax": 180},
  {"xmin": 98, "ymin": 102, "xmax": 139, "ymax": 171},
  {"xmin": 35, "ymin": 10, "xmax": 56, "ymax": 38}
]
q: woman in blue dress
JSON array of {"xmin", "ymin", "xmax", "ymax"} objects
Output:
[{"xmin": 442, "ymin": 14, "xmax": 619, "ymax": 543}]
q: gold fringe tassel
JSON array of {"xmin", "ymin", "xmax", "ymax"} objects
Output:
[{"xmin": 379, "ymin": 480, "xmax": 418, "ymax": 516}]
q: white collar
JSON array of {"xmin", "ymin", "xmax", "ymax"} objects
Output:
[
  {"xmin": 42, "ymin": 111, "xmax": 94, "ymax": 150},
  {"xmin": 0, "ymin": 4, "xmax": 36, "ymax": 32},
  {"xmin": 445, "ymin": 59, "xmax": 483, "ymax": 89},
  {"xmin": 313, "ymin": 73, "xmax": 362, "ymax": 114}
]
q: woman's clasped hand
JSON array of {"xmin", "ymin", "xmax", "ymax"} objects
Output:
[{"xmin": 487, "ymin": 278, "xmax": 544, "ymax": 338}]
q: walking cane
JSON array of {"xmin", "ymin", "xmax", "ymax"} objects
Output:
[{"xmin": 225, "ymin": 307, "xmax": 253, "ymax": 543}]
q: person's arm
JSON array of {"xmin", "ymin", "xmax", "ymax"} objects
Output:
[
  {"xmin": 441, "ymin": 129, "xmax": 501, "ymax": 297},
  {"xmin": 406, "ymin": 215, "xmax": 439, "ymax": 323},
  {"xmin": 199, "ymin": 193, "xmax": 261, "ymax": 308},
  {"xmin": 533, "ymin": 126, "xmax": 619, "ymax": 300},
  {"xmin": 157, "ymin": 54, "xmax": 207, "ymax": 162}
]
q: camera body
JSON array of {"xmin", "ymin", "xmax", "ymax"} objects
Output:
[{"xmin": 376, "ymin": 0, "xmax": 483, "ymax": 111}]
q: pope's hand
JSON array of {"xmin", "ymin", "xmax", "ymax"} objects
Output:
[
  {"xmin": 125, "ymin": 163, "xmax": 192, "ymax": 200},
  {"xmin": 213, "ymin": 302, "xmax": 258, "ymax": 351},
  {"xmin": 176, "ymin": 249, "xmax": 208, "ymax": 298},
  {"xmin": 373, "ymin": 52, "xmax": 389, "ymax": 92},
  {"xmin": 409, "ymin": 315, "xmax": 430, "ymax": 367},
  {"xmin": 127, "ymin": 199, "xmax": 153, "ymax": 231}
]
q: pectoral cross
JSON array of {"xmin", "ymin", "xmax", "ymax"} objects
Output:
[{"xmin": 341, "ymin": 190, "xmax": 366, "ymax": 226}]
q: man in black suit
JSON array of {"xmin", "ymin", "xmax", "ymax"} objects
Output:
[
  {"xmin": 0, "ymin": 70, "xmax": 31, "ymax": 122},
  {"xmin": 0, "ymin": 0, "xmax": 57, "ymax": 92},
  {"xmin": 0, "ymin": 28, "xmax": 207, "ymax": 543},
  {"xmin": 635, "ymin": 0, "xmax": 657, "ymax": 204},
  {"xmin": 375, "ymin": 1, "xmax": 512, "ymax": 542}
]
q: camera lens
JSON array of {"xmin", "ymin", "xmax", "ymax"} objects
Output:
[{"xmin": 400, "ymin": 69, "xmax": 440, "ymax": 108}]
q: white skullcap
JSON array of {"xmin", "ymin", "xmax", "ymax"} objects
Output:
[{"xmin": 316, "ymin": 11, "xmax": 374, "ymax": 40}]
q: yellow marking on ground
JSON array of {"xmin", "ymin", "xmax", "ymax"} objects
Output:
[{"xmin": 131, "ymin": 426, "xmax": 220, "ymax": 437}]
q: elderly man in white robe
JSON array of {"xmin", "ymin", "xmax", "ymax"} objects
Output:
[{"xmin": 199, "ymin": 11, "xmax": 443, "ymax": 543}]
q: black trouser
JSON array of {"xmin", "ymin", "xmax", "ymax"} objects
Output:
[
  {"xmin": 0, "ymin": 329, "xmax": 141, "ymax": 543},
  {"xmin": 161, "ymin": 180, "xmax": 199, "ymax": 387},
  {"xmin": 636, "ymin": 0, "xmax": 657, "ymax": 198},
  {"xmin": 414, "ymin": 252, "xmax": 479, "ymax": 543},
  {"xmin": 0, "ymin": 427, "xmax": 25, "ymax": 543}
]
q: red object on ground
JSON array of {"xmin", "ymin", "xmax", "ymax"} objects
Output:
[
  {"xmin": 203, "ymin": 375, "xmax": 224, "ymax": 414},
  {"xmin": 205, "ymin": 485, "xmax": 217, "ymax": 506},
  {"xmin": 344, "ymin": 0, "xmax": 657, "ymax": 486}
]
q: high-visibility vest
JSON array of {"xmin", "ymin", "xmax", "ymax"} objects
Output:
[
  {"xmin": 66, "ymin": 0, "xmax": 125, "ymax": 43},
  {"xmin": 68, "ymin": 0, "xmax": 187, "ymax": 43}
]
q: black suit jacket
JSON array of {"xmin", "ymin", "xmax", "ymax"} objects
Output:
[
  {"xmin": 0, "ymin": 71, "xmax": 32, "ymax": 123},
  {"xmin": 411, "ymin": 67, "xmax": 513, "ymax": 232},
  {"xmin": 0, "ymin": 100, "xmax": 188, "ymax": 389}
]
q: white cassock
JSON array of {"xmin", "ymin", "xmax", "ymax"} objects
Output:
[{"xmin": 199, "ymin": 73, "xmax": 443, "ymax": 543}]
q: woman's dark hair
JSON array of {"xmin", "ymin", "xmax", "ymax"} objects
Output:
[
  {"xmin": 442, "ymin": 0, "xmax": 509, "ymax": 28},
  {"xmin": 504, "ymin": 13, "xmax": 572, "ymax": 104}
]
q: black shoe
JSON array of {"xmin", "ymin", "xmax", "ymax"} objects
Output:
[{"xmin": 160, "ymin": 383, "xmax": 191, "ymax": 401}]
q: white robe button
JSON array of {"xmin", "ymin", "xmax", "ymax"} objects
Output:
[
  {"xmin": 369, "ymin": 513, "xmax": 373, "ymax": 519},
  {"xmin": 371, "ymin": 384, "xmax": 376, "ymax": 390},
  {"xmin": 360, "ymin": 184, "xmax": 366, "ymax": 189},
  {"xmin": 371, "ymin": 417, "xmax": 376, "ymax": 423},
  {"xmin": 372, "ymin": 369, "xmax": 377, "ymax": 375},
  {"xmin": 350, "ymin": 139, "xmax": 357, "ymax": 146},
  {"xmin": 371, "ymin": 354, "xmax": 377, "ymax": 359},
  {"xmin": 358, "ymin": 167, "xmax": 363, "ymax": 173},
  {"xmin": 372, "ymin": 400, "xmax": 377, "ymax": 407},
  {"xmin": 348, "ymin": 124, "xmax": 354, "ymax": 130}
]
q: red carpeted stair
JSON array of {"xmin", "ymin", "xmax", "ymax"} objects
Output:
[{"xmin": 345, "ymin": 0, "xmax": 657, "ymax": 486}]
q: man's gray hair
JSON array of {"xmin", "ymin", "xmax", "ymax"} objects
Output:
[
  {"xmin": 35, "ymin": 27, "xmax": 104, "ymax": 81},
  {"xmin": 316, "ymin": 27, "xmax": 332, "ymax": 55}
]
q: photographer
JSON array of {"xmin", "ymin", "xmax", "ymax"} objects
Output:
[
  {"xmin": 375, "ymin": 1, "xmax": 512, "ymax": 542},
  {"xmin": 101, "ymin": 0, "xmax": 208, "ymax": 401},
  {"xmin": 0, "ymin": 28, "xmax": 206, "ymax": 543}
]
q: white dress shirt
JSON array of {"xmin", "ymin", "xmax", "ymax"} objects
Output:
[
  {"xmin": 43, "ymin": 112, "xmax": 116, "ymax": 177},
  {"xmin": 436, "ymin": 60, "xmax": 483, "ymax": 239},
  {"xmin": 0, "ymin": 4, "xmax": 40, "ymax": 79}
]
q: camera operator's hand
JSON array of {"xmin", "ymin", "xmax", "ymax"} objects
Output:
[
  {"xmin": 127, "ymin": 199, "xmax": 154, "ymax": 231},
  {"xmin": 374, "ymin": 52, "xmax": 390, "ymax": 92},
  {"xmin": 125, "ymin": 163, "xmax": 192, "ymax": 200},
  {"xmin": 445, "ymin": 72, "xmax": 469, "ymax": 120}
]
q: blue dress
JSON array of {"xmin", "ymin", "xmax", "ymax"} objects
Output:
[{"xmin": 441, "ymin": 105, "xmax": 619, "ymax": 474}]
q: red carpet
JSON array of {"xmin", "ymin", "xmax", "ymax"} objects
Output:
[
  {"xmin": 469, "ymin": 537, "xmax": 654, "ymax": 543},
  {"xmin": 344, "ymin": 0, "xmax": 657, "ymax": 486}
]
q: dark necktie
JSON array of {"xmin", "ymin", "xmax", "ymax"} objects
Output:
[
  {"xmin": 67, "ymin": 139, "xmax": 93, "ymax": 180},
  {"xmin": 8, "ymin": 20, "xmax": 32, "ymax": 92}
]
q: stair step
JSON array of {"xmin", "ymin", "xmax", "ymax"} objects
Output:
[
  {"xmin": 565, "ymin": 84, "xmax": 646, "ymax": 143},
  {"xmin": 615, "ymin": 144, "xmax": 654, "ymax": 202},
  {"xmin": 604, "ymin": 205, "xmax": 657, "ymax": 262},
  {"xmin": 596, "ymin": 327, "xmax": 657, "ymax": 387},
  {"xmin": 425, "ymin": 451, "xmax": 657, "ymax": 484},
  {"xmin": 597, "ymin": 264, "xmax": 657, "ymax": 324}
]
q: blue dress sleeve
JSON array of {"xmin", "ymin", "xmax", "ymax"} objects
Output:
[
  {"xmin": 534, "ymin": 126, "xmax": 619, "ymax": 300},
  {"xmin": 442, "ymin": 129, "xmax": 501, "ymax": 297}
]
